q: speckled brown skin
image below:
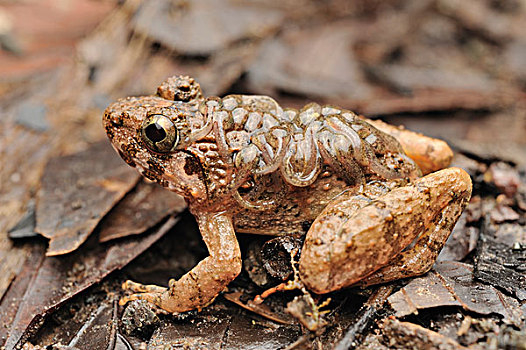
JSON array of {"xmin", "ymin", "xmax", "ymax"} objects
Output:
[
  {"xmin": 365, "ymin": 118, "xmax": 454, "ymax": 175},
  {"xmin": 103, "ymin": 76, "xmax": 472, "ymax": 313},
  {"xmin": 299, "ymin": 167, "xmax": 471, "ymax": 293}
]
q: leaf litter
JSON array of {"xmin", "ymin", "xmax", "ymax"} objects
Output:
[{"xmin": 1, "ymin": 0, "xmax": 526, "ymax": 348}]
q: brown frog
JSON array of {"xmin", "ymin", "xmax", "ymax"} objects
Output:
[{"xmin": 103, "ymin": 76, "xmax": 472, "ymax": 313}]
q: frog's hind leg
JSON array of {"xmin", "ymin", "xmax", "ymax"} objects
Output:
[
  {"xmin": 356, "ymin": 187, "xmax": 468, "ymax": 287},
  {"xmin": 298, "ymin": 167, "xmax": 471, "ymax": 294}
]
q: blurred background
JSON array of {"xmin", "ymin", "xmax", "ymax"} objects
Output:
[
  {"xmin": 1, "ymin": 0, "xmax": 525, "ymax": 150},
  {"xmin": 0, "ymin": 0, "xmax": 525, "ymax": 348}
]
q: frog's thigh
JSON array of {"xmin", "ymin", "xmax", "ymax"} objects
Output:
[
  {"xmin": 299, "ymin": 167, "xmax": 471, "ymax": 294},
  {"xmin": 357, "ymin": 186, "xmax": 469, "ymax": 287}
]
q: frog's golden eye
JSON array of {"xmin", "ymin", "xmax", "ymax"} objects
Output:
[{"xmin": 141, "ymin": 114, "xmax": 179, "ymax": 153}]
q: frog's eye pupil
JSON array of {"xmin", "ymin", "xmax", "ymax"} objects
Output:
[
  {"xmin": 145, "ymin": 122, "xmax": 167, "ymax": 142},
  {"xmin": 141, "ymin": 114, "xmax": 178, "ymax": 153}
]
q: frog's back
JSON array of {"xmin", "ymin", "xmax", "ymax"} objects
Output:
[
  {"xmin": 212, "ymin": 95, "xmax": 421, "ymax": 186},
  {"xmin": 209, "ymin": 95, "xmax": 421, "ymax": 235}
]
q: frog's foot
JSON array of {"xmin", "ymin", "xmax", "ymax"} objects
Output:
[
  {"xmin": 299, "ymin": 167, "xmax": 472, "ymax": 294},
  {"xmin": 119, "ymin": 278, "xmax": 202, "ymax": 313},
  {"xmin": 119, "ymin": 291, "xmax": 163, "ymax": 307},
  {"xmin": 122, "ymin": 280, "xmax": 168, "ymax": 293},
  {"xmin": 119, "ymin": 280, "xmax": 168, "ymax": 307}
]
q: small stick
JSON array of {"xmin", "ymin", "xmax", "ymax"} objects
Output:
[{"xmin": 334, "ymin": 285, "xmax": 395, "ymax": 350}]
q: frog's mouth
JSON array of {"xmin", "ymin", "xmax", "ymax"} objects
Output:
[
  {"xmin": 118, "ymin": 137, "xmax": 209, "ymax": 203},
  {"xmin": 147, "ymin": 136, "xmax": 209, "ymax": 203}
]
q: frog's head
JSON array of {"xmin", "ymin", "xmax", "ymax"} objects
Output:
[{"xmin": 103, "ymin": 76, "xmax": 211, "ymax": 203}]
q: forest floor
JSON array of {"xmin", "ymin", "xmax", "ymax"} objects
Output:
[{"xmin": 0, "ymin": 0, "xmax": 525, "ymax": 349}]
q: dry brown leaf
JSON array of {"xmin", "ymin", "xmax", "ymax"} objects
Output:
[
  {"xmin": 35, "ymin": 141, "xmax": 140, "ymax": 256},
  {"xmin": 388, "ymin": 261, "xmax": 523, "ymax": 327}
]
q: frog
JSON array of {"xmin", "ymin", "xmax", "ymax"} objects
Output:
[{"xmin": 103, "ymin": 75, "xmax": 472, "ymax": 313}]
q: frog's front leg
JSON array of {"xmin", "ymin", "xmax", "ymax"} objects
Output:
[
  {"xmin": 299, "ymin": 167, "xmax": 472, "ymax": 293},
  {"xmin": 121, "ymin": 212, "xmax": 242, "ymax": 313}
]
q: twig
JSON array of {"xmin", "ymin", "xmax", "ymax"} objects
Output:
[{"xmin": 334, "ymin": 285, "xmax": 394, "ymax": 350}]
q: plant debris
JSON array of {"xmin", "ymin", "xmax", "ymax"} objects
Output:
[
  {"xmin": 474, "ymin": 219, "xmax": 526, "ymax": 301},
  {"xmin": 1, "ymin": 0, "xmax": 526, "ymax": 348},
  {"xmin": 35, "ymin": 141, "xmax": 140, "ymax": 256},
  {"xmin": 121, "ymin": 300, "xmax": 160, "ymax": 338},
  {"xmin": 5, "ymin": 217, "xmax": 179, "ymax": 349},
  {"xmin": 99, "ymin": 181, "xmax": 186, "ymax": 242},
  {"xmin": 388, "ymin": 261, "xmax": 523, "ymax": 327},
  {"xmin": 380, "ymin": 317, "xmax": 470, "ymax": 350}
]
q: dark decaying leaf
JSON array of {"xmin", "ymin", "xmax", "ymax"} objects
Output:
[
  {"xmin": 224, "ymin": 292, "xmax": 296, "ymax": 326},
  {"xmin": 0, "ymin": 244, "xmax": 46, "ymax": 348},
  {"xmin": 437, "ymin": 0, "xmax": 525, "ymax": 42},
  {"xmin": 35, "ymin": 141, "xmax": 140, "ymax": 256},
  {"xmin": 99, "ymin": 181, "xmax": 186, "ymax": 242},
  {"xmin": 0, "ymin": 126, "xmax": 51, "ymax": 301},
  {"xmin": 0, "ymin": 245, "xmax": 30, "ymax": 308},
  {"xmin": 149, "ymin": 303, "xmax": 301, "ymax": 350},
  {"xmin": 148, "ymin": 309, "xmax": 233, "ymax": 350},
  {"xmin": 388, "ymin": 269, "xmax": 461, "ymax": 313},
  {"xmin": 366, "ymin": 63, "xmax": 497, "ymax": 93},
  {"xmin": 489, "ymin": 203, "xmax": 520, "ymax": 223},
  {"xmin": 353, "ymin": 89, "xmax": 509, "ymax": 117},
  {"xmin": 334, "ymin": 285, "xmax": 394, "ymax": 350},
  {"xmin": 65, "ymin": 301, "xmax": 116, "ymax": 349},
  {"xmin": 193, "ymin": 41, "xmax": 261, "ymax": 97},
  {"xmin": 14, "ymin": 101, "xmax": 50, "ymax": 132},
  {"xmin": 451, "ymin": 139, "xmax": 526, "ymax": 168},
  {"xmin": 437, "ymin": 212, "xmax": 479, "ymax": 262},
  {"xmin": 484, "ymin": 162, "xmax": 521, "ymax": 198},
  {"xmin": 504, "ymin": 40, "xmax": 526, "ymax": 84},
  {"xmin": 381, "ymin": 318, "xmax": 469, "ymax": 350},
  {"xmin": 221, "ymin": 308, "xmax": 301, "ymax": 350},
  {"xmin": 388, "ymin": 261, "xmax": 523, "ymax": 327},
  {"xmin": 434, "ymin": 262, "xmax": 523, "ymax": 328},
  {"xmin": 26, "ymin": 287, "xmax": 125, "ymax": 349},
  {"xmin": 474, "ymin": 219, "xmax": 526, "ymax": 301},
  {"xmin": 5, "ymin": 216, "xmax": 179, "ymax": 349},
  {"xmin": 148, "ymin": 300, "xmax": 301, "ymax": 350}
]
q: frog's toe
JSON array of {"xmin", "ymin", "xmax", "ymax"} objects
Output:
[
  {"xmin": 122, "ymin": 280, "xmax": 168, "ymax": 293},
  {"xmin": 119, "ymin": 291, "xmax": 164, "ymax": 307},
  {"xmin": 120, "ymin": 280, "xmax": 202, "ymax": 313},
  {"xmin": 120, "ymin": 280, "xmax": 167, "ymax": 308}
]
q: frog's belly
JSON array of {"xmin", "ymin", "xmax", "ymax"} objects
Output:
[
  {"xmin": 232, "ymin": 177, "xmax": 352, "ymax": 236},
  {"xmin": 233, "ymin": 207, "xmax": 313, "ymax": 236}
]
